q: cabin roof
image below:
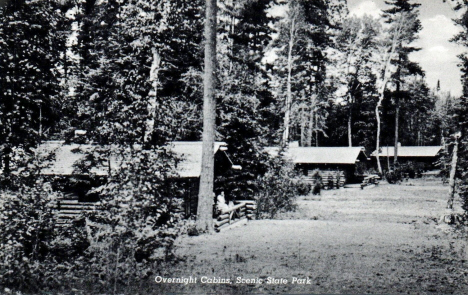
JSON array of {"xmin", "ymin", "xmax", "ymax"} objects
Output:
[
  {"xmin": 171, "ymin": 141, "xmax": 228, "ymax": 178},
  {"xmin": 370, "ymin": 146, "xmax": 443, "ymax": 158},
  {"xmin": 265, "ymin": 146, "xmax": 368, "ymax": 165},
  {"xmin": 37, "ymin": 141, "xmax": 229, "ymax": 178}
]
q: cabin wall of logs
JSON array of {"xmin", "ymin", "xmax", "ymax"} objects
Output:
[
  {"xmin": 304, "ymin": 169, "xmax": 346, "ymax": 189},
  {"xmin": 215, "ymin": 200, "xmax": 256, "ymax": 232},
  {"xmin": 54, "ymin": 193, "xmax": 97, "ymax": 224},
  {"xmin": 55, "ymin": 192, "xmax": 257, "ymax": 233}
]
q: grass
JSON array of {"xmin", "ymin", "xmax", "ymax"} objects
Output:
[{"xmin": 151, "ymin": 179, "xmax": 468, "ymax": 295}]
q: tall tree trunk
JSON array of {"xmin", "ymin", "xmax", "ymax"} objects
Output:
[
  {"xmin": 394, "ymin": 97, "xmax": 400, "ymax": 165},
  {"xmin": 145, "ymin": 48, "xmax": 160, "ymax": 145},
  {"xmin": 446, "ymin": 135, "xmax": 460, "ymax": 210},
  {"xmin": 375, "ymin": 16, "xmax": 404, "ymax": 175},
  {"xmin": 300, "ymin": 108, "xmax": 306, "ymax": 147},
  {"xmin": 39, "ymin": 103, "xmax": 42, "ymax": 138},
  {"xmin": 375, "ymin": 98, "xmax": 383, "ymax": 175},
  {"xmin": 347, "ymin": 93, "xmax": 353, "ymax": 147},
  {"xmin": 307, "ymin": 109, "xmax": 313, "ymax": 147},
  {"xmin": 282, "ymin": 17, "xmax": 295, "ymax": 146},
  {"xmin": 197, "ymin": 0, "xmax": 217, "ymax": 232},
  {"xmin": 228, "ymin": 0, "xmax": 235, "ymax": 74},
  {"xmin": 315, "ymin": 112, "xmax": 319, "ymax": 147},
  {"xmin": 307, "ymin": 94, "xmax": 316, "ymax": 147},
  {"xmin": 394, "ymin": 62, "xmax": 401, "ymax": 165},
  {"xmin": 386, "ymin": 145, "xmax": 390, "ymax": 171},
  {"xmin": 347, "ymin": 115, "xmax": 352, "ymax": 147}
]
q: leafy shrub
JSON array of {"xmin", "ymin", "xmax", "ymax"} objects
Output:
[
  {"xmin": 0, "ymin": 145, "xmax": 188, "ymax": 293},
  {"xmin": 254, "ymin": 152, "xmax": 300, "ymax": 219},
  {"xmin": 0, "ymin": 180, "xmax": 61, "ymax": 291},
  {"xmin": 0, "ymin": 147, "xmax": 88, "ymax": 292},
  {"xmin": 385, "ymin": 170, "xmax": 401, "ymax": 184},
  {"xmin": 65, "ymin": 146, "xmax": 186, "ymax": 292},
  {"xmin": 296, "ymin": 178, "xmax": 312, "ymax": 196}
]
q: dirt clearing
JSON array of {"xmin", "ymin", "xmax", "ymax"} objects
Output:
[{"xmin": 155, "ymin": 180, "xmax": 468, "ymax": 294}]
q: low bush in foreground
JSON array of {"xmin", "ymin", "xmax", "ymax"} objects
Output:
[{"xmin": 0, "ymin": 147, "xmax": 187, "ymax": 294}]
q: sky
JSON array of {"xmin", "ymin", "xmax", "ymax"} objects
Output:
[{"xmin": 348, "ymin": 0, "xmax": 465, "ymax": 97}]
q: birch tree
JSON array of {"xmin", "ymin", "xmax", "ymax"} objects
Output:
[
  {"xmin": 382, "ymin": 0, "xmax": 422, "ymax": 165},
  {"xmin": 273, "ymin": 0, "xmax": 330, "ymax": 147},
  {"xmin": 373, "ymin": 10, "xmax": 419, "ymax": 174},
  {"xmin": 446, "ymin": 132, "xmax": 461, "ymax": 211},
  {"xmin": 145, "ymin": 48, "xmax": 161, "ymax": 145},
  {"xmin": 280, "ymin": 1, "xmax": 305, "ymax": 146},
  {"xmin": 333, "ymin": 16, "xmax": 380, "ymax": 147}
]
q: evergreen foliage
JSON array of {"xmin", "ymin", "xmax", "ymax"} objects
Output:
[{"xmin": 0, "ymin": 0, "xmax": 65, "ymax": 173}]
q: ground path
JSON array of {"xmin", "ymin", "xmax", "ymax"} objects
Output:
[{"xmin": 157, "ymin": 179, "xmax": 468, "ymax": 294}]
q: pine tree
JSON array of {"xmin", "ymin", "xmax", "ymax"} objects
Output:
[
  {"xmin": 0, "ymin": 0, "xmax": 65, "ymax": 175},
  {"xmin": 67, "ymin": 0, "xmax": 204, "ymax": 145},
  {"xmin": 382, "ymin": 0, "xmax": 422, "ymax": 165},
  {"xmin": 216, "ymin": 0, "xmax": 277, "ymax": 200},
  {"xmin": 272, "ymin": 0, "xmax": 331, "ymax": 147},
  {"xmin": 197, "ymin": 0, "xmax": 218, "ymax": 232}
]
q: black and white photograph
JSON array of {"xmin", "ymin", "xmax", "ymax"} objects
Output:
[{"xmin": 1, "ymin": 0, "xmax": 468, "ymax": 294}]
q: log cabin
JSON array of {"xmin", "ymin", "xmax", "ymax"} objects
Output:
[
  {"xmin": 370, "ymin": 145, "xmax": 443, "ymax": 172},
  {"xmin": 265, "ymin": 146, "xmax": 370, "ymax": 186},
  {"xmin": 36, "ymin": 141, "xmax": 240, "ymax": 221}
]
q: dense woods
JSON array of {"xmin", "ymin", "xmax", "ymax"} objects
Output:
[{"xmin": 1, "ymin": 0, "xmax": 468, "ymax": 292}]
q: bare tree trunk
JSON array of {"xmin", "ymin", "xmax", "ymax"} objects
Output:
[
  {"xmin": 375, "ymin": 99, "xmax": 383, "ymax": 175},
  {"xmin": 315, "ymin": 112, "xmax": 319, "ymax": 147},
  {"xmin": 394, "ymin": 53, "xmax": 402, "ymax": 165},
  {"xmin": 394, "ymin": 99, "xmax": 399, "ymax": 165},
  {"xmin": 300, "ymin": 108, "xmax": 306, "ymax": 147},
  {"xmin": 197, "ymin": 0, "xmax": 217, "ymax": 232},
  {"xmin": 145, "ymin": 48, "xmax": 160, "ymax": 145},
  {"xmin": 375, "ymin": 16, "xmax": 405, "ymax": 175},
  {"xmin": 307, "ymin": 94, "xmax": 316, "ymax": 147},
  {"xmin": 282, "ymin": 17, "xmax": 295, "ymax": 146},
  {"xmin": 386, "ymin": 145, "xmax": 390, "ymax": 171},
  {"xmin": 307, "ymin": 109, "xmax": 313, "ymax": 147},
  {"xmin": 375, "ymin": 61, "xmax": 393, "ymax": 175},
  {"xmin": 39, "ymin": 103, "xmax": 42, "ymax": 138},
  {"xmin": 347, "ymin": 94, "xmax": 353, "ymax": 147},
  {"xmin": 228, "ymin": 0, "xmax": 235, "ymax": 74},
  {"xmin": 446, "ymin": 136, "xmax": 459, "ymax": 210}
]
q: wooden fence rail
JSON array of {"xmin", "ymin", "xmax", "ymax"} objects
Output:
[{"xmin": 215, "ymin": 200, "xmax": 256, "ymax": 232}]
